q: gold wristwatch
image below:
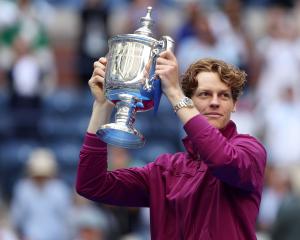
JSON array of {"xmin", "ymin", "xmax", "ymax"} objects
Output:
[{"xmin": 173, "ymin": 97, "xmax": 194, "ymax": 113}]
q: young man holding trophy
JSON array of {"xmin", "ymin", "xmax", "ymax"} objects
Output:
[
  {"xmin": 76, "ymin": 50, "xmax": 266, "ymax": 239},
  {"xmin": 76, "ymin": 7, "xmax": 266, "ymax": 240}
]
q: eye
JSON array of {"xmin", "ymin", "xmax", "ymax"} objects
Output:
[
  {"xmin": 220, "ymin": 92, "xmax": 232, "ymax": 99},
  {"xmin": 198, "ymin": 91, "xmax": 210, "ymax": 97}
]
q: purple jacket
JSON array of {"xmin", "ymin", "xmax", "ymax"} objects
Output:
[{"xmin": 76, "ymin": 114, "xmax": 266, "ymax": 240}]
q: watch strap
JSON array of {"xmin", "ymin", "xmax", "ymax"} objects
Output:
[{"xmin": 173, "ymin": 97, "xmax": 194, "ymax": 112}]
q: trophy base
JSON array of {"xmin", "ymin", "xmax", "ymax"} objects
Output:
[{"xmin": 96, "ymin": 123, "xmax": 145, "ymax": 149}]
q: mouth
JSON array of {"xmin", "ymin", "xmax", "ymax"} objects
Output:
[{"xmin": 204, "ymin": 112, "xmax": 223, "ymax": 118}]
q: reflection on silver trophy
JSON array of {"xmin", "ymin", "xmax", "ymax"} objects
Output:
[{"xmin": 96, "ymin": 6, "xmax": 175, "ymax": 149}]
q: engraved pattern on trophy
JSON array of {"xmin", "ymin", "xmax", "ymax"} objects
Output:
[
  {"xmin": 96, "ymin": 6, "xmax": 175, "ymax": 149},
  {"xmin": 117, "ymin": 42, "xmax": 146, "ymax": 82},
  {"xmin": 105, "ymin": 41, "xmax": 151, "ymax": 92}
]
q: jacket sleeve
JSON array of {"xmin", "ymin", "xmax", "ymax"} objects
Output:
[
  {"xmin": 76, "ymin": 133, "xmax": 151, "ymax": 207},
  {"xmin": 184, "ymin": 114, "xmax": 267, "ymax": 192}
]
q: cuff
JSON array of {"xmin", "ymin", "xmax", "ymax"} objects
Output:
[
  {"xmin": 83, "ymin": 132, "xmax": 107, "ymax": 150},
  {"xmin": 183, "ymin": 114, "xmax": 211, "ymax": 137}
]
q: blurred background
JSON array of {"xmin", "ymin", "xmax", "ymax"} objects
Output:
[{"xmin": 1, "ymin": 0, "xmax": 300, "ymax": 239}]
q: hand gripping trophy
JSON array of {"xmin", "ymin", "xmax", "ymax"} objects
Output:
[{"xmin": 96, "ymin": 6, "xmax": 175, "ymax": 149}]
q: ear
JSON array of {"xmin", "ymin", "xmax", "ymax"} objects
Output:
[{"xmin": 232, "ymin": 102, "xmax": 237, "ymax": 113}]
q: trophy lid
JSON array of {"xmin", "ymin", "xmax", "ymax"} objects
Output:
[{"xmin": 134, "ymin": 6, "xmax": 155, "ymax": 37}]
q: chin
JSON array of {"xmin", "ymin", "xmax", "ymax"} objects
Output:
[
  {"xmin": 207, "ymin": 119, "xmax": 227, "ymax": 129},
  {"xmin": 207, "ymin": 120, "xmax": 220, "ymax": 129}
]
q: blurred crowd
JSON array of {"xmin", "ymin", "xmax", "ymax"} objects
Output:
[{"xmin": 1, "ymin": 0, "xmax": 300, "ymax": 239}]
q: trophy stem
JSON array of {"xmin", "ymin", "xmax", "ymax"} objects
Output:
[
  {"xmin": 96, "ymin": 94, "xmax": 145, "ymax": 149},
  {"xmin": 114, "ymin": 95, "xmax": 138, "ymax": 128}
]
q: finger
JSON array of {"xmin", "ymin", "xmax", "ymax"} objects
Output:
[
  {"xmin": 155, "ymin": 64, "xmax": 178, "ymax": 76},
  {"xmin": 93, "ymin": 67, "xmax": 106, "ymax": 77},
  {"xmin": 155, "ymin": 58, "xmax": 177, "ymax": 69},
  {"xmin": 92, "ymin": 63, "xmax": 106, "ymax": 78},
  {"xmin": 156, "ymin": 57, "xmax": 172, "ymax": 65},
  {"xmin": 155, "ymin": 68, "xmax": 172, "ymax": 75},
  {"xmin": 98, "ymin": 57, "xmax": 107, "ymax": 65},
  {"xmin": 155, "ymin": 69, "xmax": 164, "ymax": 76},
  {"xmin": 93, "ymin": 75, "xmax": 104, "ymax": 84},
  {"xmin": 94, "ymin": 61, "xmax": 106, "ymax": 70},
  {"xmin": 89, "ymin": 75, "xmax": 104, "ymax": 87},
  {"xmin": 158, "ymin": 50, "xmax": 176, "ymax": 61},
  {"xmin": 156, "ymin": 52, "xmax": 177, "ymax": 67},
  {"xmin": 155, "ymin": 59, "xmax": 177, "ymax": 72}
]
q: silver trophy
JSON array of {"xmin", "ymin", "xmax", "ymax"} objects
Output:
[{"xmin": 96, "ymin": 6, "xmax": 175, "ymax": 149}]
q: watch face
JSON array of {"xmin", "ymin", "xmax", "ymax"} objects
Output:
[
  {"xmin": 184, "ymin": 97, "xmax": 193, "ymax": 106},
  {"xmin": 174, "ymin": 97, "xmax": 194, "ymax": 112}
]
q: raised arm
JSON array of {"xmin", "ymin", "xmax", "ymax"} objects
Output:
[
  {"xmin": 76, "ymin": 58, "xmax": 150, "ymax": 207},
  {"xmin": 155, "ymin": 50, "xmax": 200, "ymax": 124},
  {"xmin": 86, "ymin": 57, "xmax": 114, "ymax": 134}
]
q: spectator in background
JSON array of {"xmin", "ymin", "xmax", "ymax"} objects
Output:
[
  {"xmin": 176, "ymin": 7, "xmax": 244, "ymax": 73},
  {"xmin": 71, "ymin": 194, "xmax": 117, "ymax": 240},
  {"xmin": 174, "ymin": 2, "xmax": 201, "ymax": 44},
  {"xmin": 0, "ymin": 0, "xmax": 55, "ymax": 85},
  {"xmin": 8, "ymin": 36, "xmax": 42, "ymax": 139},
  {"xmin": 77, "ymin": 0, "xmax": 109, "ymax": 87},
  {"xmin": 255, "ymin": 83, "xmax": 300, "ymax": 234},
  {"xmin": 259, "ymin": 85, "xmax": 300, "ymax": 169},
  {"xmin": 254, "ymin": 5, "xmax": 300, "ymax": 112},
  {"xmin": 257, "ymin": 165, "xmax": 291, "ymax": 235},
  {"xmin": 74, "ymin": 209, "xmax": 106, "ymax": 240},
  {"xmin": 10, "ymin": 148, "xmax": 72, "ymax": 240},
  {"xmin": 271, "ymin": 188, "xmax": 300, "ymax": 240},
  {"xmin": 0, "ymin": 198, "xmax": 19, "ymax": 240},
  {"xmin": 221, "ymin": 0, "xmax": 258, "ymax": 92},
  {"xmin": 0, "ymin": 0, "xmax": 56, "ymax": 139}
]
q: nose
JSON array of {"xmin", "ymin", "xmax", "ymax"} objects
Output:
[{"xmin": 210, "ymin": 94, "xmax": 220, "ymax": 108}]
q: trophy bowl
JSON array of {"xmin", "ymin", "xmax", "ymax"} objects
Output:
[{"xmin": 96, "ymin": 6, "xmax": 174, "ymax": 149}]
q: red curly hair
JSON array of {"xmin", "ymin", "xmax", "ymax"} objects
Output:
[{"xmin": 181, "ymin": 58, "xmax": 247, "ymax": 102}]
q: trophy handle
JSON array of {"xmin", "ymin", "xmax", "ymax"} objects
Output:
[
  {"xmin": 144, "ymin": 36, "xmax": 175, "ymax": 92},
  {"xmin": 160, "ymin": 35, "xmax": 175, "ymax": 52}
]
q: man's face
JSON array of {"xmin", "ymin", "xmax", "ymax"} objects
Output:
[{"xmin": 191, "ymin": 72, "xmax": 236, "ymax": 129}]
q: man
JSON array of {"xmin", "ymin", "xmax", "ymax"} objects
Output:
[
  {"xmin": 11, "ymin": 148, "xmax": 72, "ymax": 240},
  {"xmin": 76, "ymin": 51, "xmax": 266, "ymax": 239}
]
